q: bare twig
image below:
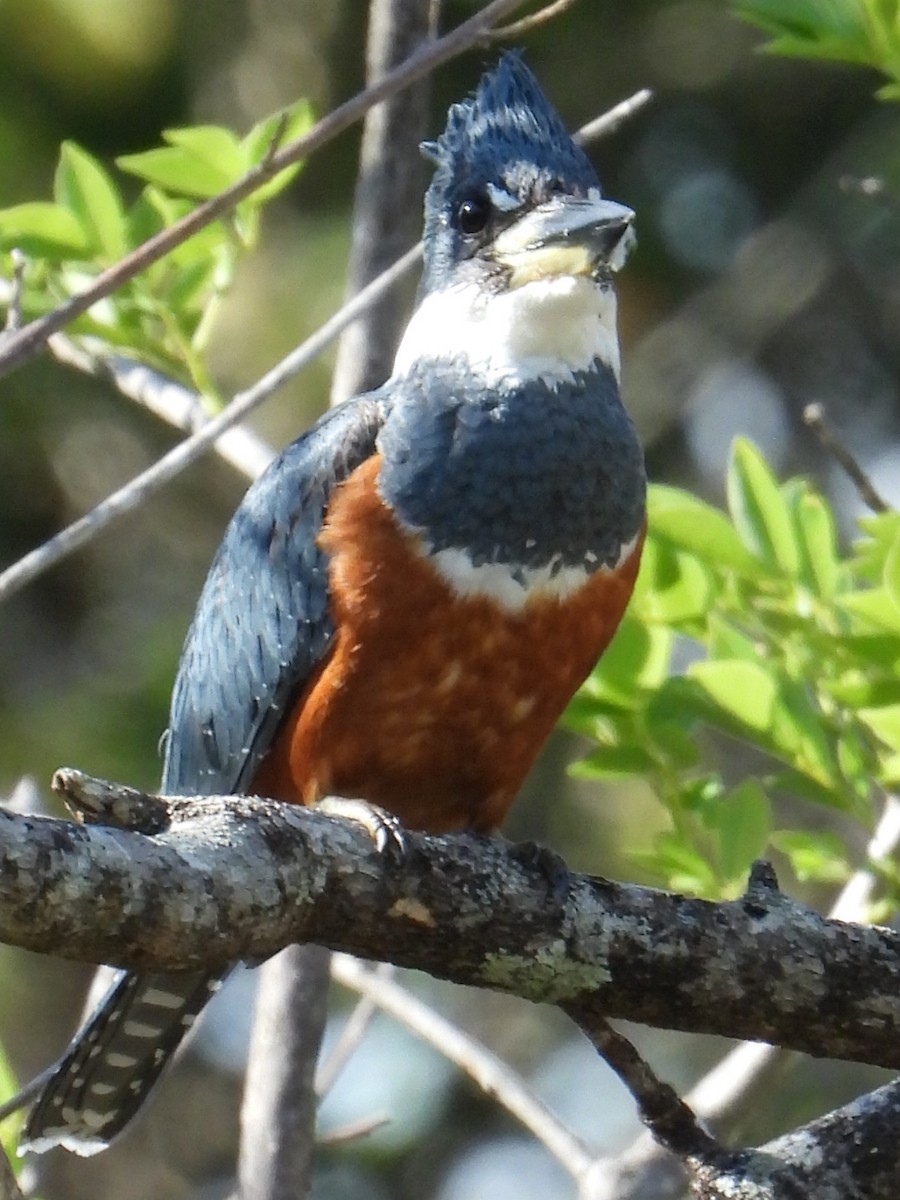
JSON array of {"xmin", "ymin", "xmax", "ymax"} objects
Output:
[
  {"xmin": 0, "ymin": 0, "xmax": 529, "ymax": 381},
  {"xmin": 488, "ymin": 0, "xmax": 581, "ymax": 40},
  {"xmin": 573, "ymin": 88, "xmax": 654, "ymax": 145},
  {"xmin": 331, "ymin": 954, "xmax": 594, "ymax": 1181},
  {"xmin": 318, "ymin": 1113, "xmax": 391, "ymax": 1145},
  {"xmin": 565, "ymin": 1008, "xmax": 721, "ymax": 1164},
  {"xmin": 0, "ymin": 1066, "xmax": 55, "ymax": 1126},
  {"xmin": 315, "ymin": 964, "xmax": 393, "ymax": 1097},
  {"xmin": 803, "ymin": 401, "xmax": 890, "ymax": 514}
]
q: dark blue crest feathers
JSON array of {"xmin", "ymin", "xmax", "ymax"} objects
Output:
[{"xmin": 423, "ymin": 52, "xmax": 597, "ymax": 205}]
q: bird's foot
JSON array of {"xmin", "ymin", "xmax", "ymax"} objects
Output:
[{"xmin": 314, "ymin": 796, "xmax": 408, "ymax": 859}]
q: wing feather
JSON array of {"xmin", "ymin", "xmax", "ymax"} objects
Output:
[{"xmin": 162, "ymin": 393, "xmax": 386, "ymax": 796}]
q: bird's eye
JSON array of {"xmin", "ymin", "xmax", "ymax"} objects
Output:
[{"xmin": 456, "ymin": 194, "xmax": 491, "ymax": 235}]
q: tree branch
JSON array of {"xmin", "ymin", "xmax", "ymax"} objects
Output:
[{"xmin": 4, "ymin": 770, "xmax": 897, "ymax": 1074}]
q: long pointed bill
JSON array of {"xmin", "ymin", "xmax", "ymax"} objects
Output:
[{"xmin": 493, "ymin": 195, "xmax": 636, "ymax": 288}]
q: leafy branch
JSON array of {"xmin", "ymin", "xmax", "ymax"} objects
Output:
[
  {"xmin": 732, "ymin": 0, "xmax": 900, "ymax": 100},
  {"xmin": 568, "ymin": 439, "xmax": 900, "ymax": 906}
]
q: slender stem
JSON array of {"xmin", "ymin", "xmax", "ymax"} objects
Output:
[
  {"xmin": 332, "ymin": 955, "xmax": 595, "ymax": 1181},
  {"xmin": 803, "ymin": 402, "xmax": 890, "ymax": 514}
]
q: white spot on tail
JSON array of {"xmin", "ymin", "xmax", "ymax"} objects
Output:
[
  {"xmin": 105, "ymin": 1052, "xmax": 138, "ymax": 1069},
  {"xmin": 123, "ymin": 1020, "xmax": 161, "ymax": 1039}
]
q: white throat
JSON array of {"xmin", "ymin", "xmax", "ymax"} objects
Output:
[{"xmin": 392, "ymin": 274, "xmax": 621, "ymax": 388}]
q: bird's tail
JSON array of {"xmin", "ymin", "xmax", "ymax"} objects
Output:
[{"xmin": 21, "ymin": 968, "xmax": 226, "ymax": 1156}]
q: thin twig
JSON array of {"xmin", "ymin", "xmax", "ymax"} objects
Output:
[
  {"xmin": 0, "ymin": 0, "xmax": 529, "ymax": 381},
  {"xmin": 574, "ymin": 88, "xmax": 654, "ymax": 145},
  {"xmin": 563, "ymin": 1007, "xmax": 722, "ymax": 1164},
  {"xmin": 0, "ymin": 1065, "xmax": 55, "ymax": 1126},
  {"xmin": 316, "ymin": 964, "xmax": 394, "ymax": 1097},
  {"xmin": 331, "ymin": 954, "xmax": 595, "ymax": 1182},
  {"xmin": 488, "ymin": 0, "xmax": 581, "ymax": 40},
  {"xmin": 318, "ymin": 1113, "xmax": 391, "ymax": 1145},
  {"xmin": 0, "ymin": 86, "xmax": 650, "ymax": 604},
  {"xmin": 803, "ymin": 401, "xmax": 889, "ymax": 514}
]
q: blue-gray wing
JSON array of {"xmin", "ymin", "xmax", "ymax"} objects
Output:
[{"xmin": 161, "ymin": 392, "xmax": 387, "ymax": 797}]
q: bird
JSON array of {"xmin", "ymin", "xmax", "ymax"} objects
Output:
[{"xmin": 21, "ymin": 50, "xmax": 646, "ymax": 1155}]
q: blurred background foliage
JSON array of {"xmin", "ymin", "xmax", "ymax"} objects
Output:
[{"xmin": 0, "ymin": 1, "xmax": 899, "ymax": 1197}]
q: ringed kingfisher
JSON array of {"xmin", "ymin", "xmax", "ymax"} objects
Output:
[{"xmin": 23, "ymin": 51, "xmax": 646, "ymax": 1155}]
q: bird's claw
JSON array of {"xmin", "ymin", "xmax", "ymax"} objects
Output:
[{"xmin": 315, "ymin": 796, "xmax": 408, "ymax": 859}]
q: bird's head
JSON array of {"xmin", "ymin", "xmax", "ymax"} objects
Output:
[{"xmin": 393, "ymin": 52, "xmax": 636, "ymax": 387}]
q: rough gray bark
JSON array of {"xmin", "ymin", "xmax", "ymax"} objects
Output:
[
  {"xmin": 5, "ymin": 772, "xmax": 900, "ymax": 1198},
  {"xmin": 5, "ymin": 776, "xmax": 899, "ymax": 1068}
]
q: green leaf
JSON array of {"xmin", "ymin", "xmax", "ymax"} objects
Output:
[
  {"xmin": 884, "ymin": 526, "xmax": 900, "ymax": 616},
  {"xmin": 731, "ymin": 0, "xmax": 873, "ymax": 64},
  {"xmin": 857, "ymin": 703, "xmax": 900, "ymax": 754},
  {"xmin": 770, "ymin": 828, "xmax": 851, "ymax": 884},
  {"xmin": 712, "ymin": 779, "xmax": 772, "ymax": 884},
  {"xmin": 644, "ymin": 701, "xmax": 703, "ymax": 769},
  {"xmin": 688, "ymin": 659, "xmax": 778, "ymax": 733},
  {"xmin": 165, "ymin": 125, "xmax": 243, "ymax": 177},
  {"xmin": 632, "ymin": 539, "xmax": 714, "ymax": 627},
  {"xmin": 726, "ymin": 438, "xmax": 801, "ymax": 575},
  {"xmin": 118, "ymin": 126, "xmax": 243, "ymax": 199},
  {"xmin": 790, "ymin": 486, "xmax": 840, "ymax": 598},
  {"xmin": 570, "ymin": 744, "xmax": 659, "ymax": 778},
  {"xmin": 768, "ymin": 675, "xmax": 838, "ymax": 787},
  {"xmin": 637, "ymin": 831, "xmax": 718, "ymax": 895},
  {"xmin": 579, "ymin": 615, "xmax": 673, "ymax": 709},
  {"xmin": 241, "ymin": 98, "xmax": 315, "ymax": 203},
  {"xmin": 852, "ymin": 511, "xmax": 900, "ymax": 580},
  {"xmin": 707, "ymin": 615, "xmax": 759, "ymax": 661},
  {"xmin": 648, "ymin": 485, "xmax": 767, "ymax": 579},
  {"xmin": 0, "ymin": 201, "xmax": 90, "ymax": 257},
  {"xmin": 838, "ymin": 587, "xmax": 900, "ymax": 633},
  {"xmin": 55, "ymin": 141, "xmax": 126, "ymax": 260}
]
